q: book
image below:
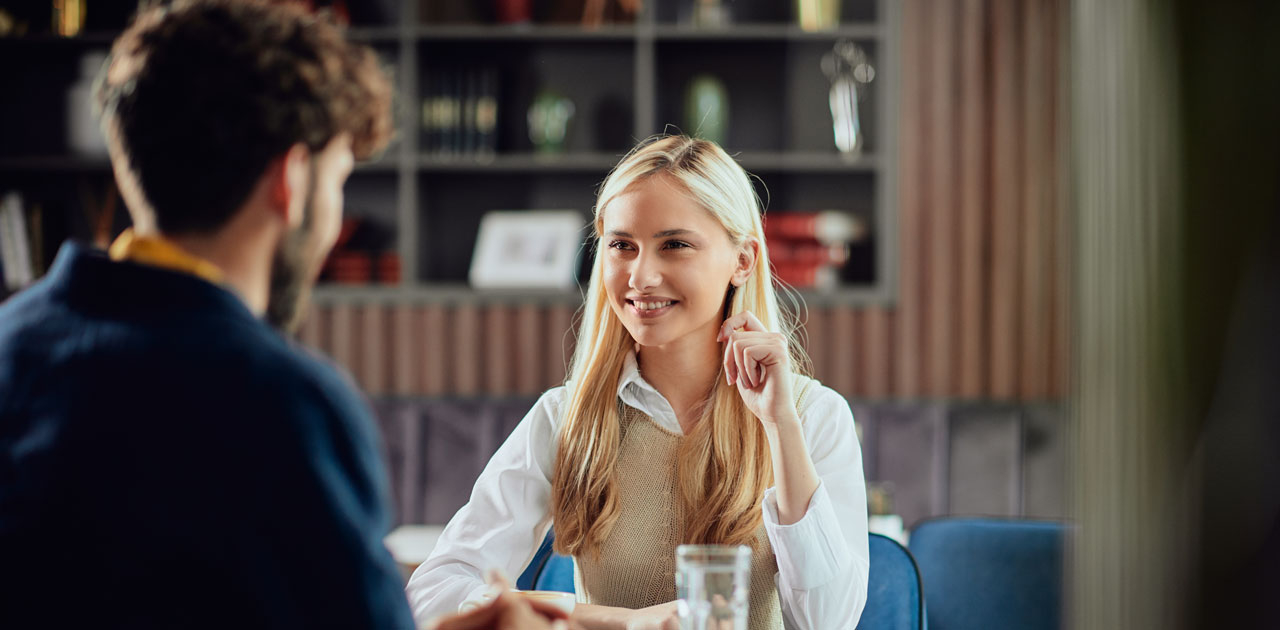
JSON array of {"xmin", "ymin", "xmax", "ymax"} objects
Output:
[
  {"xmin": 476, "ymin": 67, "xmax": 499, "ymax": 157},
  {"xmin": 768, "ymin": 240, "xmax": 850, "ymax": 266},
  {"xmin": 0, "ymin": 192, "xmax": 33, "ymax": 292},
  {"xmin": 764, "ymin": 210, "xmax": 866, "ymax": 244}
]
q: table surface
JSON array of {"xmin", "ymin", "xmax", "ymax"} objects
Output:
[{"xmin": 385, "ymin": 524, "xmax": 446, "ymax": 570}]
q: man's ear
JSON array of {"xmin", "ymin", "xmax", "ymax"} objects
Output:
[
  {"xmin": 731, "ymin": 238, "xmax": 759, "ymax": 287},
  {"xmin": 268, "ymin": 143, "xmax": 310, "ymax": 227}
]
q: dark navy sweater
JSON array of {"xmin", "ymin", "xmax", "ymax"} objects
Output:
[{"xmin": 0, "ymin": 242, "xmax": 415, "ymax": 629}]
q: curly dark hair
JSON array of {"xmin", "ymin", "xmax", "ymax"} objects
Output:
[{"xmin": 95, "ymin": 0, "xmax": 394, "ymax": 235}]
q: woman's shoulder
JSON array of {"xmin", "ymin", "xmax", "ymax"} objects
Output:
[
  {"xmin": 789, "ymin": 373, "xmax": 853, "ymax": 424},
  {"xmin": 528, "ymin": 385, "xmax": 571, "ymax": 431}
]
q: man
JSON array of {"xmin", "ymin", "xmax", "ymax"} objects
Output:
[{"xmin": 0, "ymin": 2, "xmax": 565, "ymax": 628}]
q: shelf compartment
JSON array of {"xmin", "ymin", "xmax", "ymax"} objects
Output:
[
  {"xmin": 418, "ymin": 40, "xmax": 635, "ymax": 156},
  {"xmin": 652, "ymin": 24, "xmax": 881, "ymax": 41},
  {"xmin": 417, "ymin": 152, "xmax": 622, "ymax": 172},
  {"xmin": 415, "ymin": 25, "xmax": 638, "ymax": 41}
]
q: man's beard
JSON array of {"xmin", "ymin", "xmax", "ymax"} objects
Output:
[{"xmin": 266, "ymin": 164, "xmax": 320, "ymax": 334}]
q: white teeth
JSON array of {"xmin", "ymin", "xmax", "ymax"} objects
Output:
[{"xmin": 634, "ymin": 300, "xmax": 674, "ymax": 311}]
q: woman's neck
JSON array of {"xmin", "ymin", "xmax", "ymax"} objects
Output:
[{"xmin": 636, "ymin": 323, "xmax": 722, "ymax": 433}]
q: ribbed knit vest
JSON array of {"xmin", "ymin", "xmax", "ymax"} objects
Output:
[{"xmin": 573, "ymin": 378, "xmax": 815, "ymax": 630}]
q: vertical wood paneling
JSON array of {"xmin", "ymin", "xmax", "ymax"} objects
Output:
[
  {"xmin": 421, "ymin": 303, "xmax": 448, "ymax": 395},
  {"xmin": 1050, "ymin": 0, "xmax": 1071, "ymax": 400},
  {"xmin": 958, "ymin": 0, "xmax": 989, "ymax": 399},
  {"xmin": 925, "ymin": 0, "xmax": 959, "ymax": 397},
  {"xmin": 482, "ymin": 305, "xmax": 511, "ymax": 395},
  {"xmin": 988, "ymin": 0, "xmax": 1024, "ymax": 398},
  {"xmin": 329, "ymin": 302, "xmax": 357, "ymax": 382},
  {"xmin": 515, "ymin": 303, "xmax": 543, "ymax": 395},
  {"xmin": 452, "ymin": 303, "xmax": 481, "ymax": 396},
  {"xmin": 863, "ymin": 306, "xmax": 892, "ymax": 399},
  {"xmin": 358, "ymin": 303, "xmax": 387, "ymax": 396},
  {"xmin": 391, "ymin": 304, "xmax": 417, "ymax": 396},
  {"xmin": 829, "ymin": 307, "xmax": 857, "ymax": 396},
  {"xmin": 297, "ymin": 303, "xmax": 322, "ymax": 350},
  {"xmin": 1018, "ymin": 0, "xmax": 1051, "ymax": 400},
  {"xmin": 803, "ymin": 306, "xmax": 830, "ymax": 383},
  {"xmin": 895, "ymin": 0, "xmax": 926, "ymax": 399},
  {"xmin": 545, "ymin": 303, "xmax": 574, "ymax": 389},
  {"xmin": 849, "ymin": 307, "xmax": 870, "ymax": 396}
]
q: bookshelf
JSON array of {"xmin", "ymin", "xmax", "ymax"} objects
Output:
[{"xmin": 0, "ymin": 0, "xmax": 898, "ymax": 307}]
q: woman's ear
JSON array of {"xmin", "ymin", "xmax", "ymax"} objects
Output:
[{"xmin": 731, "ymin": 238, "xmax": 759, "ymax": 287}]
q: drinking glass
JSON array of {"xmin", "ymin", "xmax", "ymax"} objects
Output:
[{"xmin": 676, "ymin": 544, "xmax": 751, "ymax": 630}]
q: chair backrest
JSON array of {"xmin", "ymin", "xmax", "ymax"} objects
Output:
[
  {"xmin": 517, "ymin": 529, "xmax": 575, "ymax": 593},
  {"xmin": 908, "ymin": 517, "xmax": 1066, "ymax": 630},
  {"xmin": 857, "ymin": 533, "xmax": 926, "ymax": 630}
]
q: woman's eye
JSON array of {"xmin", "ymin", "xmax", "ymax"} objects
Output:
[
  {"xmin": 607, "ymin": 240, "xmax": 633, "ymax": 251},
  {"xmin": 663, "ymin": 240, "xmax": 691, "ymax": 250}
]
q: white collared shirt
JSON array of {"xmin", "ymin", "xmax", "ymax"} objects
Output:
[{"xmin": 405, "ymin": 353, "xmax": 870, "ymax": 630}]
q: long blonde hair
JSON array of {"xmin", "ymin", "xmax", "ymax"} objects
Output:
[{"xmin": 550, "ymin": 135, "xmax": 811, "ymax": 558}]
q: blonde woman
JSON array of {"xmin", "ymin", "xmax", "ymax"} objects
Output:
[{"xmin": 406, "ymin": 136, "xmax": 869, "ymax": 630}]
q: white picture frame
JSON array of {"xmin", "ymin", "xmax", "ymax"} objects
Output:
[{"xmin": 468, "ymin": 210, "xmax": 585, "ymax": 290}]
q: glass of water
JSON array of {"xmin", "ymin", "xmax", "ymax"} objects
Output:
[{"xmin": 676, "ymin": 544, "xmax": 751, "ymax": 630}]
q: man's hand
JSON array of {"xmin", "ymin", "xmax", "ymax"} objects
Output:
[{"xmin": 429, "ymin": 571, "xmax": 580, "ymax": 630}]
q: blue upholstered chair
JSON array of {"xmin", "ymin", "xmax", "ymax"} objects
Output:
[
  {"xmin": 908, "ymin": 517, "xmax": 1067, "ymax": 630},
  {"xmin": 517, "ymin": 529, "xmax": 574, "ymax": 592},
  {"xmin": 856, "ymin": 533, "xmax": 926, "ymax": 630},
  {"xmin": 521, "ymin": 530, "xmax": 925, "ymax": 630}
]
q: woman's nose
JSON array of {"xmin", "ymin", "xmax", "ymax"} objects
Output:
[{"xmin": 628, "ymin": 251, "xmax": 662, "ymax": 292}]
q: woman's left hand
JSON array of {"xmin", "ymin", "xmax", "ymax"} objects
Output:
[{"xmin": 719, "ymin": 311, "xmax": 797, "ymax": 427}]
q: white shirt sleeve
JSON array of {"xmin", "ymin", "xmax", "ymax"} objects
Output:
[
  {"xmin": 761, "ymin": 384, "xmax": 870, "ymax": 630},
  {"xmin": 403, "ymin": 388, "xmax": 565, "ymax": 626}
]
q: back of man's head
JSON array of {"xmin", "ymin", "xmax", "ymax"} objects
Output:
[{"xmin": 95, "ymin": 0, "xmax": 393, "ymax": 235}]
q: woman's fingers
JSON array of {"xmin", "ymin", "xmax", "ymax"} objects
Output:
[
  {"xmin": 727, "ymin": 334, "xmax": 785, "ymax": 389},
  {"xmin": 718, "ymin": 310, "xmax": 768, "ymax": 341},
  {"xmin": 723, "ymin": 334, "xmax": 738, "ymax": 385}
]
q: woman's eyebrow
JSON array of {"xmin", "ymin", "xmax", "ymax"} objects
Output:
[{"xmin": 605, "ymin": 229, "xmax": 695, "ymax": 238}]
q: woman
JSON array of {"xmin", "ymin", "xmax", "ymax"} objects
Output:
[{"xmin": 407, "ymin": 136, "xmax": 869, "ymax": 630}]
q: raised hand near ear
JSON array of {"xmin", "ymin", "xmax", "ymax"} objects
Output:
[{"xmin": 718, "ymin": 311, "xmax": 798, "ymax": 427}]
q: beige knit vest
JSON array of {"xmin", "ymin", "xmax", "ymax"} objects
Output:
[{"xmin": 573, "ymin": 377, "xmax": 815, "ymax": 630}]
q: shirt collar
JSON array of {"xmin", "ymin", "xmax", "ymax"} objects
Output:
[
  {"xmin": 108, "ymin": 228, "xmax": 226, "ymax": 285},
  {"xmin": 616, "ymin": 348, "xmax": 683, "ymax": 434}
]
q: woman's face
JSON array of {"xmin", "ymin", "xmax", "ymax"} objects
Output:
[{"xmin": 601, "ymin": 173, "xmax": 753, "ymax": 351}]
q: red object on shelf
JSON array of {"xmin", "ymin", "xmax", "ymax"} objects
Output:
[
  {"xmin": 496, "ymin": 0, "xmax": 532, "ymax": 23},
  {"xmin": 764, "ymin": 211, "xmax": 866, "ymax": 244},
  {"xmin": 328, "ymin": 251, "xmax": 372, "ymax": 284},
  {"xmin": 767, "ymin": 239, "xmax": 850, "ymax": 266},
  {"xmin": 377, "ymin": 251, "xmax": 401, "ymax": 284}
]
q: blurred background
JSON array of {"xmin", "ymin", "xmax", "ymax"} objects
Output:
[{"xmin": 0, "ymin": 0, "xmax": 1276, "ymax": 628}]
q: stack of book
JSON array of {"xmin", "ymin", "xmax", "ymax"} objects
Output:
[
  {"xmin": 422, "ymin": 66, "xmax": 500, "ymax": 158},
  {"xmin": 765, "ymin": 210, "xmax": 866, "ymax": 290},
  {"xmin": 320, "ymin": 217, "xmax": 400, "ymax": 285}
]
